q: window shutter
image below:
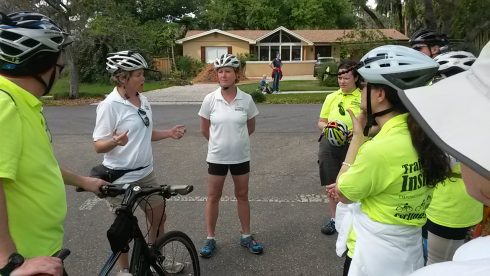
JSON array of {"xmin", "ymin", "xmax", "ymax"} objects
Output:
[
  {"xmin": 228, "ymin": 46, "xmax": 232, "ymax": 54},
  {"xmin": 201, "ymin": 47, "xmax": 205, "ymax": 63}
]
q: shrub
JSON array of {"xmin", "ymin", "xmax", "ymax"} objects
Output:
[
  {"xmin": 250, "ymin": 90, "xmax": 266, "ymax": 103},
  {"xmin": 175, "ymin": 56, "xmax": 204, "ymax": 79},
  {"xmin": 317, "ymin": 62, "xmax": 339, "ymax": 87}
]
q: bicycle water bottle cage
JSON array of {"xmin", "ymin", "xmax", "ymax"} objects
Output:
[{"xmin": 107, "ymin": 209, "xmax": 136, "ymax": 253}]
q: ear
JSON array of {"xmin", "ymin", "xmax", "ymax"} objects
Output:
[
  {"xmin": 431, "ymin": 46, "xmax": 440, "ymax": 56},
  {"xmin": 373, "ymin": 87, "xmax": 386, "ymax": 103}
]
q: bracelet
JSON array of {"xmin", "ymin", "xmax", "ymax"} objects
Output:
[{"xmin": 342, "ymin": 162, "xmax": 352, "ymax": 167}]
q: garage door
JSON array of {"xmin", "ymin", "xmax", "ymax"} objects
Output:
[{"xmin": 205, "ymin": 47, "xmax": 229, "ymax": 63}]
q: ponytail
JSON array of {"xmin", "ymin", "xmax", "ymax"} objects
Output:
[{"xmin": 407, "ymin": 115, "xmax": 452, "ymax": 187}]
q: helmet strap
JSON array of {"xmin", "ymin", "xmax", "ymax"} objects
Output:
[
  {"xmin": 363, "ymin": 83, "xmax": 374, "ymax": 136},
  {"xmin": 31, "ymin": 67, "xmax": 56, "ymax": 96}
]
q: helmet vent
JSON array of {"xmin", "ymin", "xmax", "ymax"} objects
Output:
[
  {"xmin": 21, "ymin": 38, "xmax": 39, "ymax": 48},
  {"xmin": 0, "ymin": 43, "xmax": 22, "ymax": 55},
  {"xmin": 379, "ymin": 63, "xmax": 390, "ymax": 67},
  {"xmin": 0, "ymin": 30, "xmax": 22, "ymax": 41},
  {"xmin": 50, "ymin": 36, "xmax": 63, "ymax": 44}
]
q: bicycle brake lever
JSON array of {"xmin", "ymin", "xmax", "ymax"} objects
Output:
[{"xmin": 53, "ymin": 248, "xmax": 71, "ymax": 260}]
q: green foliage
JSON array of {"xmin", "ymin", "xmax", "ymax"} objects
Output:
[
  {"xmin": 174, "ymin": 56, "xmax": 205, "ymax": 79},
  {"xmin": 316, "ymin": 62, "xmax": 339, "ymax": 87},
  {"xmin": 336, "ymin": 29, "xmax": 392, "ymax": 60},
  {"xmin": 250, "ymin": 90, "xmax": 267, "ymax": 103}
]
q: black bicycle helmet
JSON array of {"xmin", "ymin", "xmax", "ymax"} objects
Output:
[{"xmin": 409, "ymin": 28, "xmax": 449, "ymax": 47}]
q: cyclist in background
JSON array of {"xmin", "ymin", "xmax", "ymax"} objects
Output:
[
  {"xmin": 0, "ymin": 11, "xmax": 105, "ymax": 275},
  {"xmin": 421, "ymin": 51, "xmax": 483, "ymax": 265},
  {"xmin": 328, "ymin": 45, "xmax": 452, "ymax": 275},
  {"xmin": 198, "ymin": 54, "xmax": 263, "ymax": 258},
  {"xmin": 317, "ymin": 60, "xmax": 361, "ymax": 236},
  {"xmin": 409, "ymin": 28, "xmax": 449, "ymax": 58},
  {"xmin": 92, "ymin": 50, "xmax": 186, "ymax": 276}
]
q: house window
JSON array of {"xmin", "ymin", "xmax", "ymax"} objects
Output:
[
  {"xmin": 292, "ymin": 46, "xmax": 301, "ymax": 61},
  {"xmin": 204, "ymin": 47, "xmax": 228, "ymax": 63},
  {"xmin": 257, "ymin": 30, "xmax": 304, "ymax": 61},
  {"xmin": 315, "ymin": 46, "xmax": 332, "ymax": 58},
  {"xmin": 259, "ymin": 46, "xmax": 269, "ymax": 61}
]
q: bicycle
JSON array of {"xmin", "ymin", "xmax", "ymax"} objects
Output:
[{"xmin": 79, "ymin": 184, "xmax": 200, "ymax": 276}]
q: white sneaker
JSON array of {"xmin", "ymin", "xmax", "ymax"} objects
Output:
[{"xmin": 163, "ymin": 259, "xmax": 185, "ymax": 274}]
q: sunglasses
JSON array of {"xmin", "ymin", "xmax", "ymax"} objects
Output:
[
  {"xmin": 138, "ymin": 108, "xmax": 150, "ymax": 127},
  {"xmin": 338, "ymin": 102, "xmax": 345, "ymax": 116}
]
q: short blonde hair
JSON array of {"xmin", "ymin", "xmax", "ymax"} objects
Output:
[{"xmin": 110, "ymin": 70, "xmax": 131, "ymax": 86}]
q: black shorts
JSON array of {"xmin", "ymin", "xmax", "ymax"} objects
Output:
[
  {"xmin": 207, "ymin": 161, "xmax": 250, "ymax": 176},
  {"xmin": 318, "ymin": 135, "xmax": 348, "ymax": 186}
]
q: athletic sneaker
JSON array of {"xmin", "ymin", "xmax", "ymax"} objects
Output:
[
  {"xmin": 321, "ymin": 219, "xmax": 336, "ymax": 235},
  {"xmin": 199, "ymin": 238, "xmax": 216, "ymax": 258},
  {"xmin": 240, "ymin": 235, "xmax": 263, "ymax": 254}
]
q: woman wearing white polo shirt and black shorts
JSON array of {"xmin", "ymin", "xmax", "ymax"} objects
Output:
[
  {"xmin": 198, "ymin": 54, "xmax": 263, "ymax": 258},
  {"xmin": 92, "ymin": 50, "xmax": 186, "ymax": 275}
]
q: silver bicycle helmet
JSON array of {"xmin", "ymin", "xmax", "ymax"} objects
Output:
[
  {"xmin": 358, "ymin": 45, "xmax": 439, "ymax": 91},
  {"xmin": 106, "ymin": 50, "xmax": 148, "ymax": 74},
  {"xmin": 0, "ymin": 11, "xmax": 72, "ymax": 66},
  {"xmin": 434, "ymin": 51, "xmax": 476, "ymax": 76},
  {"xmin": 213, "ymin": 54, "xmax": 240, "ymax": 70}
]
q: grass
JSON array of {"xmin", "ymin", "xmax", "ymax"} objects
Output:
[
  {"xmin": 47, "ymin": 78, "xmax": 335, "ymax": 104},
  {"xmin": 238, "ymin": 80, "xmax": 337, "ymax": 93},
  {"xmin": 259, "ymin": 92, "xmax": 330, "ymax": 104},
  {"xmin": 50, "ymin": 77, "xmax": 173, "ymax": 99}
]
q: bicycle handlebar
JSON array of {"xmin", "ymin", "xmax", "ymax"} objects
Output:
[{"xmin": 77, "ymin": 184, "xmax": 193, "ymax": 210}]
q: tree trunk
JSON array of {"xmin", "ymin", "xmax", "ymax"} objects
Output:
[
  {"xmin": 65, "ymin": 45, "xmax": 79, "ymax": 99},
  {"xmin": 423, "ymin": 0, "xmax": 436, "ymax": 29},
  {"xmin": 395, "ymin": 1, "xmax": 404, "ymax": 34},
  {"xmin": 361, "ymin": 4, "xmax": 385, "ymax": 29}
]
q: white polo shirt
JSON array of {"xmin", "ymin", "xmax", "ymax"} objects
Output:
[
  {"xmin": 93, "ymin": 88, "xmax": 153, "ymax": 184},
  {"xmin": 198, "ymin": 88, "xmax": 259, "ymax": 164}
]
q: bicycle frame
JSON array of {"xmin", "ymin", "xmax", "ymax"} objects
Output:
[{"xmin": 98, "ymin": 214, "xmax": 165, "ymax": 276}]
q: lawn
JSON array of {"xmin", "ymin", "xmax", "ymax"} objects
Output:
[
  {"xmin": 50, "ymin": 77, "xmax": 173, "ymax": 99},
  {"xmin": 238, "ymin": 80, "xmax": 337, "ymax": 93},
  {"xmin": 258, "ymin": 92, "xmax": 330, "ymax": 104}
]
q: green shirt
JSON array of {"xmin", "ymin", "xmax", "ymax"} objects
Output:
[
  {"xmin": 0, "ymin": 76, "xmax": 66, "ymax": 258},
  {"xmin": 427, "ymin": 163, "xmax": 483, "ymax": 228},
  {"xmin": 338, "ymin": 113, "xmax": 432, "ymax": 227},
  {"xmin": 319, "ymin": 88, "xmax": 361, "ymax": 131}
]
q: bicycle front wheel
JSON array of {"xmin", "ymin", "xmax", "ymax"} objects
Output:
[{"xmin": 153, "ymin": 231, "xmax": 200, "ymax": 276}]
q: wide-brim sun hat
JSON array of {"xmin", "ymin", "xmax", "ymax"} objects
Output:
[{"xmin": 398, "ymin": 41, "xmax": 490, "ymax": 179}]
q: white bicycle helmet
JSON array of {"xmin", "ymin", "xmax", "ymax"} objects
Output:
[
  {"xmin": 106, "ymin": 50, "xmax": 148, "ymax": 74},
  {"xmin": 358, "ymin": 45, "xmax": 439, "ymax": 91},
  {"xmin": 434, "ymin": 51, "xmax": 476, "ymax": 76},
  {"xmin": 213, "ymin": 54, "xmax": 240, "ymax": 70},
  {"xmin": 0, "ymin": 11, "xmax": 72, "ymax": 66},
  {"xmin": 325, "ymin": 121, "xmax": 349, "ymax": 147}
]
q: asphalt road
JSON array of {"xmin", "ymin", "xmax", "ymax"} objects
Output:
[{"xmin": 44, "ymin": 104, "xmax": 344, "ymax": 276}]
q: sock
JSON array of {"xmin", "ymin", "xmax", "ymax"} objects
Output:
[
  {"xmin": 241, "ymin": 233, "xmax": 251, "ymax": 239},
  {"xmin": 206, "ymin": 236, "xmax": 215, "ymax": 240}
]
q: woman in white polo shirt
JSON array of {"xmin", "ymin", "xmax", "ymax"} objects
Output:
[
  {"xmin": 198, "ymin": 54, "xmax": 262, "ymax": 258},
  {"xmin": 328, "ymin": 45, "xmax": 452, "ymax": 276},
  {"xmin": 92, "ymin": 50, "xmax": 186, "ymax": 275}
]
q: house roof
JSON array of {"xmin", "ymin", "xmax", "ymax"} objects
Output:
[{"xmin": 177, "ymin": 27, "xmax": 408, "ymax": 44}]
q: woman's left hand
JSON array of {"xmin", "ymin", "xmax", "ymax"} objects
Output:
[{"xmin": 171, "ymin": 125, "xmax": 186, "ymax": 139}]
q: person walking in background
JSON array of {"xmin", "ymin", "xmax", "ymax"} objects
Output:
[
  {"xmin": 317, "ymin": 60, "xmax": 362, "ymax": 236},
  {"xmin": 269, "ymin": 53, "xmax": 282, "ymax": 93},
  {"xmin": 0, "ymin": 11, "xmax": 105, "ymax": 276},
  {"xmin": 92, "ymin": 50, "xmax": 186, "ymax": 275},
  {"xmin": 198, "ymin": 53, "xmax": 262, "ymax": 258},
  {"xmin": 328, "ymin": 45, "xmax": 452, "ymax": 276}
]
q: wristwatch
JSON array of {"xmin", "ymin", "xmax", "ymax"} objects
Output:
[{"xmin": 0, "ymin": 253, "xmax": 24, "ymax": 276}]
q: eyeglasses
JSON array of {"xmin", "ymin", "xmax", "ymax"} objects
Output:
[
  {"xmin": 138, "ymin": 108, "xmax": 150, "ymax": 127},
  {"xmin": 412, "ymin": 45, "xmax": 428, "ymax": 51},
  {"xmin": 338, "ymin": 102, "xmax": 345, "ymax": 116}
]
